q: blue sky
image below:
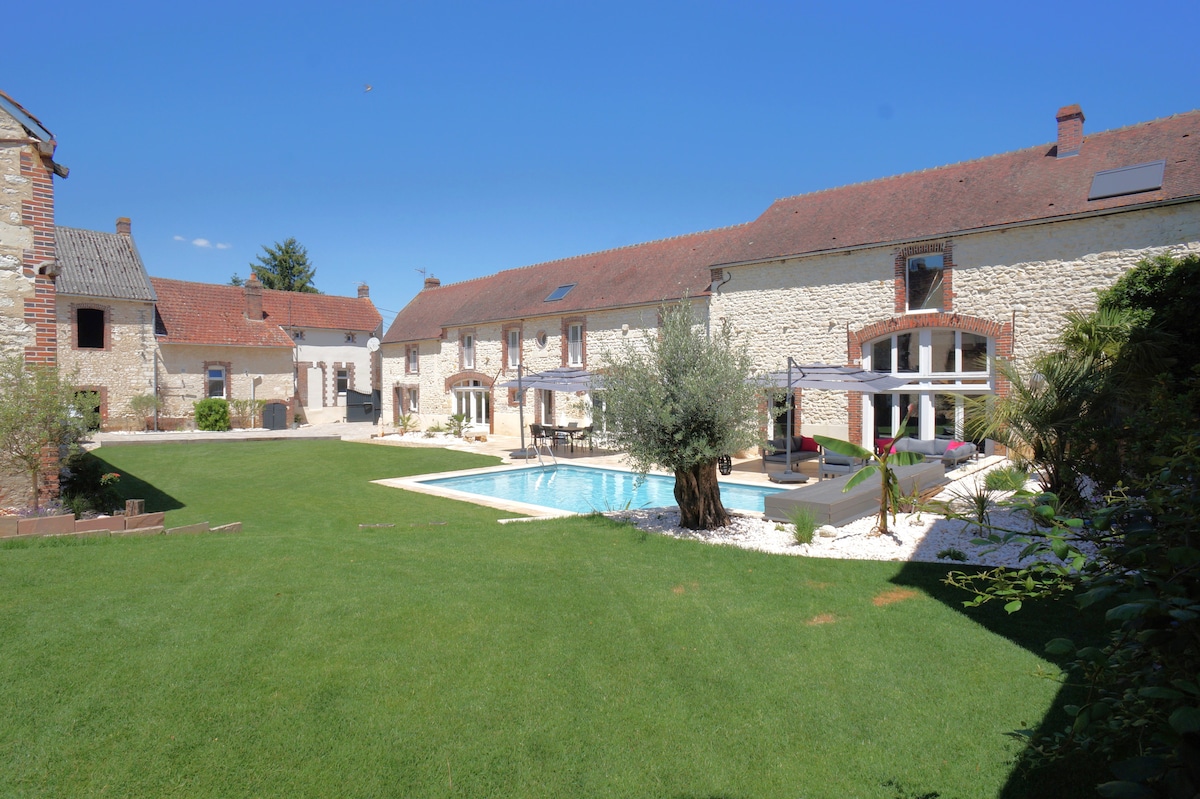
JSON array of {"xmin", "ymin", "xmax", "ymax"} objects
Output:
[{"xmin": 6, "ymin": 0, "xmax": 1198, "ymax": 321}]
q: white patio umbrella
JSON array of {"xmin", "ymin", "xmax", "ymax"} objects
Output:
[
  {"xmin": 763, "ymin": 360, "xmax": 909, "ymax": 482},
  {"xmin": 498, "ymin": 366, "xmax": 603, "ymax": 452}
]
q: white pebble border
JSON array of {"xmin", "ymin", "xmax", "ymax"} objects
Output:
[{"xmin": 607, "ymin": 466, "xmax": 1095, "ymax": 570}]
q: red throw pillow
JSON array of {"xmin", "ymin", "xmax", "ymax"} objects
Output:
[{"xmin": 800, "ymin": 436, "xmax": 819, "ymax": 452}]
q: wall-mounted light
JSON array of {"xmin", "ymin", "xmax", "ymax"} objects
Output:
[{"xmin": 37, "ymin": 260, "xmax": 60, "ymax": 278}]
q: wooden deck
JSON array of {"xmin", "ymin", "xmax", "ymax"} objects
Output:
[{"xmin": 762, "ymin": 461, "xmax": 948, "ymax": 527}]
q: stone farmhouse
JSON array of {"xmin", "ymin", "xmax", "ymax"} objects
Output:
[
  {"xmin": 54, "ymin": 219, "xmax": 158, "ymax": 430},
  {"xmin": 381, "ymin": 106, "xmax": 1200, "ymax": 450},
  {"xmin": 51, "ymin": 214, "xmax": 384, "ymax": 431},
  {"xmin": 148, "ymin": 276, "xmax": 382, "ymax": 428},
  {"xmin": 380, "ymin": 225, "xmax": 747, "ymax": 437},
  {"xmin": 1, "ymin": 91, "xmax": 68, "ymax": 506}
]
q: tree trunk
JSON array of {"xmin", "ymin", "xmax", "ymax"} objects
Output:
[{"xmin": 674, "ymin": 460, "xmax": 730, "ymax": 530}]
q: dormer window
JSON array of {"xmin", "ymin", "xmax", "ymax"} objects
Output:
[{"xmin": 544, "ymin": 284, "xmax": 576, "ymax": 302}]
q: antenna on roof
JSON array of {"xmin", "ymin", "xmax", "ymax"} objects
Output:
[{"xmin": 415, "ymin": 267, "xmax": 427, "ymax": 281}]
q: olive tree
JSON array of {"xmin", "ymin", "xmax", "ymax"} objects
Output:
[
  {"xmin": 599, "ymin": 300, "xmax": 765, "ymax": 530},
  {"xmin": 0, "ymin": 356, "xmax": 93, "ymax": 511}
]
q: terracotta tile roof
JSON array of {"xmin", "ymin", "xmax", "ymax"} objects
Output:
[
  {"xmin": 151, "ymin": 278, "xmax": 295, "ymax": 347},
  {"xmin": 55, "ymin": 226, "xmax": 157, "ymax": 301},
  {"xmin": 151, "ymin": 279, "xmax": 382, "ymax": 347},
  {"xmin": 260, "ymin": 289, "xmax": 381, "ymax": 333},
  {"xmin": 726, "ymin": 109, "xmax": 1200, "ymax": 265},
  {"xmin": 383, "ymin": 224, "xmax": 746, "ymax": 343}
]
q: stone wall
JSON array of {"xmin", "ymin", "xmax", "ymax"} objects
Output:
[
  {"xmin": 0, "ymin": 104, "xmax": 60, "ymax": 507},
  {"xmin": 710, "ymin": 203, "xmax": 1200, "ymax": 441},
  {"xmin": 379, "ymin": 301, "xmax": 700, "ymax": 437},
  {"xmin": 157, "ymin": 345, "xmax": 294, "ymax": 423},
  {"xmin": 56, "ymin": 296, "xmax": 158, "ymax": 429}
]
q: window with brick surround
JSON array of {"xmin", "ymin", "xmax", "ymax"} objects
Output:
[
  {"xmin": 863, "ymin": 329, "xmax": 992, "ymax": 442},
  {"xmin": 461, "ymin": 334, "xmax": 475, "ymax": 370},
  {"xmin": 507, "ymin": 329, "xmax": 520, "ymax": 369},
  {"xmin": 336, "ymin": 369, "xmax": 349, "ymax": 394},
  {"xmin": 566, "ymin": 323, "xmax": 583, "ymax": 367},
  {"xmin": 407, "ymin": 387, "xmax": 419, "ymax": 413},
  {"xmin": 206, "ymin": 365, "xmax": 227, "ymax": 398},
  {"xmin": 76, "ymin": 308, "xmax": 106, "ymax": 349},
  {"xmin": 407, "ymin": 345, "xmax": 419, "ymax": 373},
  {"xmin": 906, "ymin": 254, "xmax": 944, "ymax": 312}
]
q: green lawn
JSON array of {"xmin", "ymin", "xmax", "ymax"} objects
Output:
[{"xmin": 1, "ymin": 441, "xmax": 1092, "ymax": 798}]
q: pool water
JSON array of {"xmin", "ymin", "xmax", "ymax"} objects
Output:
[{"xmin": 421, "ymin": 464, "xmax": 785, "ymax": 514}]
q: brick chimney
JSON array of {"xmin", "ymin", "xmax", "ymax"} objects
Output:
[
  {"xmin": 357, "ymin": 283, "xmax": 370, "ymax": 298},
  {"xmin": 424, "ymin": 275, "xmax": 441, "ymax": 290},
  {"xmin": 1056, "ymin": 104, "xmax": 1085, "ymax": 158},
  {"xmin": 116, "ymin": 217, "xmax": 131, "ymax": 236},
  {"xmin": 244, "ymin": 273, "xmax": 264, "ymax": 320}
]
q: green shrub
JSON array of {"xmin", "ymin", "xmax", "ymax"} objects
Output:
[
  {"xmin": 229, "ymin": 398, "xmax": 267, "ymax": 429},
  {"xmin": 937, "ymin": 547, "xmax": 968, "ymax": 562},
  {"xmin": 193, "ymin": 398, "xmax": 231, "ymax": 431},
  {"xmin": 786, "ymin": 506, "xmax": 819, "ymax": 545},
  {"xmin": 984, "ymin": 465, "xmax": 1028, "ymax": 492},
  {"xmin": 396, "ymin": 414, "xmax": 417, "ymax": 435}
]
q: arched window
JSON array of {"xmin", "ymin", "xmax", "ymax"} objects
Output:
[
  {"xmin": 862, "ymin": 329, "xmax": 991, "ymax": 444},
  {"xmin": 453, "ymin": 379, "xmax": 490, "ymax": 426}
]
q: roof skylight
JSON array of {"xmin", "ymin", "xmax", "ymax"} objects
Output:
[
  {"xmin": 1088, "ymin": 160, "xmax": 1166, "ymax": 201},
  {"xmin": 544, "ymin": 284, "xmax": 576, "ymax": 302}
]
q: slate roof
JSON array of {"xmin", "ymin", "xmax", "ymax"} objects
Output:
[
  {"xmin": 382, "ymin": 224, "xmax": 747, "ymax": 344},
  {"xmin": 151, "ymin": 278, "xmax": 381, "ymax": 347},
  {"xmin": 55, "ymin": 226, "xmax": 157, "ymax": 301},
  {"xmin": 724, "ymin": 109, "xmax": 1200, "ymax": 266}
]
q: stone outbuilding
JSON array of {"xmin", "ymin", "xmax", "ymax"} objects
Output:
[{"xmin": 54, "ymin": 219, "xmax": 159, "ymax": 430}]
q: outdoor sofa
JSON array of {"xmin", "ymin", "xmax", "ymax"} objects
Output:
[
  {"xmin": 890, "ymin": 436, "xmax": 977, "ymax": 466},
  {"xmin": 761, "ymin": 436, "xmax": 821, "ymax": 472}
]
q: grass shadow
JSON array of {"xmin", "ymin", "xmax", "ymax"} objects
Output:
[
  {"xmin": 891, "ymin": 560, "xmax": 1108, "ymax": 797},
  {"xmin": 82, "ymin": 451, "xmax": 184, "ymax": 512}
]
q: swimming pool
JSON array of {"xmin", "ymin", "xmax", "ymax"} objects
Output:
[{"xmin": 420, "ymin": 464, "xmax": 785, "ymax": 515}]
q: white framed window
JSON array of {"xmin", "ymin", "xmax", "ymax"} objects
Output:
[
  {"xmin": 336, "ymin": 369, "xmax": 349, "ymax": 394},
  {"xmin": 567, "ymin": 323, "xmax": 583, "ymax": 367},
  {"xmin": 863, "ymin": 329, "xmax": 992, "ymax": 444},
  {"xmin": 462, "ymin": 334, "xmax": 475, "ymax": 370},
  {"xmin": 906, "ymin": 254, "xmax": 945, "ymax": 312},
  {"xmin": 453, "ymin": 379, "xmax": 489, "ymax": 425},
  {"xmin": 507, "ymin": 330, "xmax": 520, "ymax": 369},
  {"xmin": 407, "ymin": 346, "xmax": 419, "ymax": 373},
  {"xmin": 206, "ymin": 366, "xmax": 226, "ymax": 398},
  {"xmin": 407, "ymin": 388, "xmax": 419, "ymax": 414}
]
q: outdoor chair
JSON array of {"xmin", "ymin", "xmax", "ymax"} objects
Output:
[
  {"xmin": 530, "ymin": 424, "xmax": 551, "ymax": 449},
  {"xmin": 818, "ymin": 449, "xmax": 865, "ymax": 480}
]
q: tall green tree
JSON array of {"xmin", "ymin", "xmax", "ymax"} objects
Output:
[
  {"xmin": 0, "ymin": 356, "xmax": 94, "ymax": 511},
  {"xmin": 249, "ymin": 238, "xmax": 319, "ymax": 293},
  {"xmin": 599, "ymin": 300, "xmax": 765, "ymax": 530}
]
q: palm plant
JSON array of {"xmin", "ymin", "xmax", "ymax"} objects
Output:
[{"xmin": 814, "ymin": 431, "xmax": 923, "ymax": 537}]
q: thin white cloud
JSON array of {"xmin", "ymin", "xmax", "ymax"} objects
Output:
[{"xmin": 174, "ymin": 235, "xmax": 230, "ymax": 250}]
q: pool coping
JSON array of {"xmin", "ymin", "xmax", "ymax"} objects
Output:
[{"xmin": 372, "ymin": 462, "xmax": 781, "ymax": 521}]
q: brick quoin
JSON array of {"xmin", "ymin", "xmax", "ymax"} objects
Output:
[{"xmin": 17, "ymin": 144, "xmax": 63, "ymax": 502}]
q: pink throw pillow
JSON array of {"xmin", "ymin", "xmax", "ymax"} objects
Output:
[{"xmin": 945, "ymin": 441, "xmax": 964, "ymax": 450}]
